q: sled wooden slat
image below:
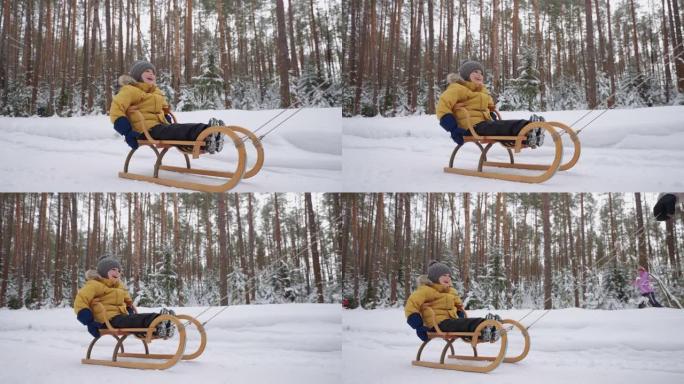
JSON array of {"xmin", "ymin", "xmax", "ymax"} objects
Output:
[
  {"xmin": 482, "ymin": 161, "xmax": 554, "ymax": 171},
  {"xmin": 158, "ymin": 164, "xmax": 238, "ymax": 178},
  {"xmin": 118, "ymin": 107, "xmax": 264, "ymax": 192},
  {"xmin": 81, "ymin": 302, "xmax": 207, "ymax": 370},
  {"xmin": 444, "ymin": 119, "xmax": 581, "ymax": 184},
  {"xmin": 411, "ymin": 305, "xmax": 530, "ymax": 373}
]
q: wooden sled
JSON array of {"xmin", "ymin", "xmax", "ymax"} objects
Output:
[
  {"xmin": 118, "ymin": 106, "xmax": 264, "ymax": 192},
  {"xmin": 412, "ymin": 306, "xmax": 530, "ymax": 373},
  {"xmin": 444, "ymin": 108, "xmax": 581, "ymax": 183},
  {"xmin": 81, "ymin": 301, "xmax": 207, "ymax": 370}
]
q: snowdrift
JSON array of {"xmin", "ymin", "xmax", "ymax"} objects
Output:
[
  {"xmin": 0, "ymin": 108, "xmax": 341, "ymax": 192},
  {"xmin": 0, "ymin": 303, "xmax": 340, "ymax": 383},
  {"xmin": 343, "ymin": 106, "xmax": 684, "ymax": 191}
]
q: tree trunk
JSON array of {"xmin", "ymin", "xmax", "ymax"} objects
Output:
[
  {"xmin": 426, "ymin": 0, "xmax": 436, "ymax": 113},
  {"xmin": 635, "ymin": 193, "xmax": 648, "ymax": 269},
  {"xmin": 184, "ymin": 0, "xmax": 193, "ymax": 85},
  {"xmin": 305, "ymin": 193, "xmax": 324, "ymax": 303},
  {"xmin": 275, "ymin": 0, "xmax": 291, "ymax": 107},
  {"xmin": 217, "ymin": 194, "xmax": 228, "ymax": 306},
  {"xmin": 463, "ymin": 193, "xmax": 471, "ymax": 293},
  {"xmin": 491, "ymin": 0, "xmax": 500, "ymax": 94},
  {"xmin": 584, "ymin": 0, "xmax": 597, "ymax": 108},
  {"xmin": 542, "ymin": 194, "xmax": 552, "ymax": 310}
]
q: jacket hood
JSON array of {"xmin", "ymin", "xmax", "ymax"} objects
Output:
[
  {"xmin": 417, "ymin": 274, "xmax": 432, "ymax": 286},
  {"xmin": 85, "ymin": 269, "xmax": 102, "ymax": 280},
  {"xmin": 446, "ymin": 74, "xmax": 485, "ymax": 92},
  {"xmin": 447, "ymin": 73, "xmax": 461, "ymax": 84},
  {"xmin": 417, "ymin": 274, "xmax": 452, "ymax": 293},
  {"xmin": 118, "ymin": 74, "xmax": 137, "ymax": 86}
]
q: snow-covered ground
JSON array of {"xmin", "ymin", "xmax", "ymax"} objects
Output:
[
  {"xmin": 0, "ymin": 108, "xmax": 341, "ymax": 192},
  {"xmin": 343, "ymin": 307, "xmax": 684, "ymax": 383},
  {"xmin": 343, "ymin": 106, "xmax": 684, "ymax": 191},
  {"xmin": 0, "ymin": 304, "xmax": 341, "ymax": 384}
]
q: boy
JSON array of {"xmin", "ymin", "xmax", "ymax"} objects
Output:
[
  {"xmin": 74, "ymin": 255, "xmax": 175, "ymax": 338},
  {"xmin": 109, "ymin": 60, "xmax": 224, "ymax": 153},
  {"xmin": 436, "ymin": 60, "xmax": 545, "ymax": 147},
  {"xmin": 404, "ymin": 260, "xmax": 500, "ymax": 342}
]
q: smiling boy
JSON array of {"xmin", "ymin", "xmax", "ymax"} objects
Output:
[{"xmin": 109, "ymin": 60, "xmax": 225, "ymax": 153}]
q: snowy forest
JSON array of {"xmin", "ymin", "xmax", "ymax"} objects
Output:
[
  {"xmin": 2, "ymin": 192, "xmax": 682, "ymax": 311},
  {"xmin": 0, "ymin": 193, "xmax": 342, "ymax": 309},
  {"xmin": 342, "ymin": 0, "xmax": 684, "ymax": 116},
  {"xmin": 0, "ymin": 0, "xmax": 341, "ymax": 117},
  {"xmin": 340, "ymin": 193, "xmax": 683, "ymax": 311}
]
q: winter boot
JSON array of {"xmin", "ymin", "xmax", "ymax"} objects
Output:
[
  {"xmin": 206, "ymin": 118, "xmax": 225, "ymax": 154},
  {"xmin": 484, "ymin": 313, "xmax": 502, "ymax": 342},
  {"xmin": 480, "ymin": 325, "xmax": 492, "ymax": 342},
  {"xmin": 524, "ymin": 129, "xmax": 538, "ymax": 148},
  {"xmin": 155, "ymin": 308, "xmax": 176, "ymax": 338},
  {"xmin": 529, "ymin": 114, "xmax": 546, "ymax": 147}
]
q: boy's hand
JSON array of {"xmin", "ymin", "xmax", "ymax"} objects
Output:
[
  {"xmin": 87, "ymin": 322, "xmax": 104, "ymax": 338},
  {"xmin": 77, "ymin": 309, "xmax": 104, "ymax": 338},
  {"xmin": 407, "ymin": 313, "xmax": 430, "ymax": 342},
  {"xmin": 113, "ymin": 117, "xmax": 140, "ymax": 150}
]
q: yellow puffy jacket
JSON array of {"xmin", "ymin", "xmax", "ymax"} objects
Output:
[
  {"xmin": 436, "ymin": 76, "xmax": 495, "ymax": 129},
  {"xmin": 404, "ymin": 275, "xmax": 463, "ymax": 329},
  {"xmin": 73, "ymin": 270, "xmax": 133, "ymax": 323},
  {"xmin": 109, "ymin": 74, "xmax": 170, "ymax": 133}
]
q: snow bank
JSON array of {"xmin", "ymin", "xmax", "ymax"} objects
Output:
[
  {"xmin": 343, "ymin": 106, "xmax": 684, "ymax": 191},
  {"xmin": 0, "ymin": 108, "xmax": 341, "ymax": 192},
  {"xmin": 0, "ymin": 304, "xmax": 341, "ymax": 384},
  {"xmin": 343, "ymin": 307, "xmax": 684, "ymax": 383}
]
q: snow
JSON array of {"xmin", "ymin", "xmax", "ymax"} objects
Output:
[
  {"xmin": 0, "ymin": 108, "xmax": 341, "ymax": 192},
  {"xmin": 0, "ymin": 304, "xmax": 341, "ymax": 384},
  {"xmin": 343, "ymin": 307, "xmax": 684, "ymax": 383},
  {"xmin": 343, "ymin": 106, "xmax": 684, "ymax": 191}
]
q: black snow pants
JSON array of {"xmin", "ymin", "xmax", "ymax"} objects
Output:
[
  {"xmin": 467, "ymin": 119, "xmax": 530, "ymax": 137},
  {"xmin": 109, "ymin": 313, "xmax": 160, "ymax": 328},
  {"xmin": 437, "ymin": 317, "xmax": 486, "ymax": 333},
  {"xmin": 139, "ymin": 123, "xmax": 210, "ymax": 141}
]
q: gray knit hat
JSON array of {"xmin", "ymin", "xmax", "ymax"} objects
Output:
[
  {"xmin": 458, "ymin": 60, "xmax": 484, "ymax": 81},
  {"xmin": 97, "ymin": 255, "xmax": 122, "ymax": 278},
  {"xmin": 129, "ymin": 60, "xmax": 156, "ymax": 82},
  {"xmin": 427, "ymin": 260, "xmax": 452, "ymax": 283}
]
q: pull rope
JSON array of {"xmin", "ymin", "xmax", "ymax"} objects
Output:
[
  {"xmin": 241, "ymin": 79, "xmax": 332, "ymax": 143},
  {"xmin": 557, "ymin": 42, "xmax": 684, "ymax": 137},
  {"xmin": 511, "ymin": 221, "xmax": 648, "ymax": 330},
  {"xmin": 180, "ymin": 211, "xmax": 345, "ymax": 328}
]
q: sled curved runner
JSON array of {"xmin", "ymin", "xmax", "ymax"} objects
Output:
[
  {"xmin": 412, "ymin": 307, "xmax": 530, "ymax": 373},
  {"xmin": 81, "ymin": 302, "xmax": 207, "ymax": 370},
  {"xmin": 444, "ymin": 108, "xmax": 581, "ymax": 183},
  {"xmin": 118, "ymin": 107, "xmax": 264, "ymax": 192}
]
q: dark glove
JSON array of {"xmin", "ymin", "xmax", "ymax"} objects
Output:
[
  {"xmin": 165, "ymin": 114, "xmax": 174, "ymax": 124},
  {"xmin": 87, "ymin": 322, "xmax": 103, "ymax": 338},
  {"xmin": 439, "ymin": 113, "xmax": 467, "ymax": 145},
  {"xmin": 490, "ymin": 111, "xmax": 499, "ymax": 120},
  {"xmin": 456, "ymin": 304, "xmax": 465, "ymax": 318},
  {"xmin": 407, "ymin": 313, "xmax": 430, "ymax": 342},
  {"xmin": 654, "ymin": 194, "xmax": 677, "ymax": 221},
  {"xmin": 77, "ymin": 309, "xmax": 104, "ymax": 338},
  {"xmin": 113, "ymin": 116, "xmax": 140, "ymax": 150}
]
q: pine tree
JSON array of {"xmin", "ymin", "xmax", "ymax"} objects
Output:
[
  {"xmin": 603, "ymin": 263, "xmax": 631, "ymax": 308},
  {"xmin": 509, "ymin": 46, "xmax": 541, "ymax": 111},
  {"xmin": 190, "ymin": 46, "xmax": 225, "ymax": 110}
]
